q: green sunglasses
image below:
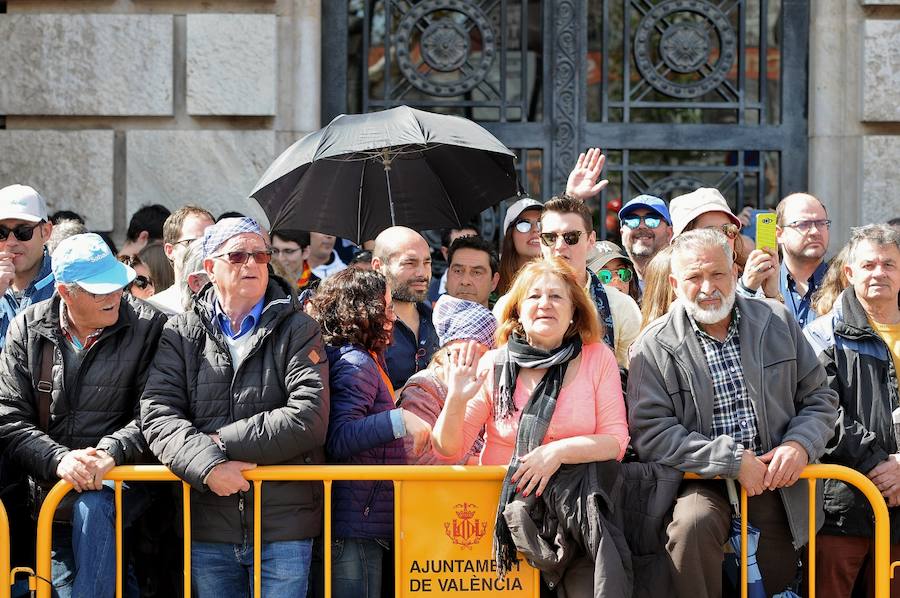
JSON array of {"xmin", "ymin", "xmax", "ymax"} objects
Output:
[{"xmin": 598, "ymin": 268, "xmax": 633, "ymax": 284}]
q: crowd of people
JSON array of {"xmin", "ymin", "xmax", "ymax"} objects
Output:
[{"xmin": 0, "ymin": 145, "xmax": 898, "ymax": 598}]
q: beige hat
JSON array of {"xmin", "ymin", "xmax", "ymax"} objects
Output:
[{"xmin": 669, "ymin": 187, "xmax": 741, "ymax": 238}]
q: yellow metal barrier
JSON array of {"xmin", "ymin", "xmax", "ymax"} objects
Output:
[
  {"xmin": 686, "ymin": 464, "xmax": 892, "ymax": 598},
  {"xmin": 28, "ymin": 463, "xmax": 893, "ymax": 598},
  {"xmin": 0, "ymin": 499, "xmax": 9, "ymax": 598},
  {"xmin": 33, "ymin": 465, "xmax": 540, "ymax": 598}
]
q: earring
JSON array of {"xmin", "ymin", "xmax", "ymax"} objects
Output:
[{"xmin": 569, "ymin": 319, "xmax": 574, "ymax": 324}]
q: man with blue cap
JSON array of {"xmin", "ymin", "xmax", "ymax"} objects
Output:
[
  {"xmin": 618, "ymin": 194, "xmax": 673, "ymax": 285},
  {"xmin": 0, "ymin": 232, "xmax": 167, "ymax": 597},
  {"xmin": 141, "ymin": 217, "xmax": 329, "ymax": 598}
]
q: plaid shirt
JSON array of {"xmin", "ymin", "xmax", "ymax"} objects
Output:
[{"xmin": 689, "ymin": 308, "xmax": 761, "ymax": 454}]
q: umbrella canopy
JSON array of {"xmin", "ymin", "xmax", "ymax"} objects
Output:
[{"xmin": 249, "ymin": 105, "xmax": 519, "ymax": 244}]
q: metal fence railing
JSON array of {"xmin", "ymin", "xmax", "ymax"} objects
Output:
[{"xmin": 15, "ymin": 463, "xmax": 893, "ymax": 598}]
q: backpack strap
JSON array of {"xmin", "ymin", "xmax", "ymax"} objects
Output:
[{"xmin": 36, "ymin": 339, "xmax": 54, "ymax": 432}]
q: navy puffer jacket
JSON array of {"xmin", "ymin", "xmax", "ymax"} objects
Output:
[{"xmin": 326, "ymin": 344, "xmax": 405, "ymax": 540}]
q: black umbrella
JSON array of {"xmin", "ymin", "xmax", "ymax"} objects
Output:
[{"xmin": 249, "ymin": 105, "xmax": 519, "ymax": 244}]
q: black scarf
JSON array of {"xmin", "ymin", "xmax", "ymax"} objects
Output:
[{"xmin": 493, "ymin": 333, "xmax": 582, "ymax": 578}]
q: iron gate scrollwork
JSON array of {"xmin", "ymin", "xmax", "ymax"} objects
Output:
[{"xmin": 322, "ymin": 0, "xmax": 809, "ymax": 242}]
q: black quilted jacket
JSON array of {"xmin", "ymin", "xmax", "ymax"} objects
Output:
[
  {"xmin": 0, "ymin": 294, "xmax": 166, "ymax": 481},
  {"xmin": 140, "ymin": 279, "xmax": 330, "ymax": 543}
]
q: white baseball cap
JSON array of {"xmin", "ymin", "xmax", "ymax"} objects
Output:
[
  {"xmin": 502, "ymin": 197, "xmax": 543, "ymax": 234},
  {"xmin": 0, "ymin": 185, "xmax": 48, "ymax": 223}
]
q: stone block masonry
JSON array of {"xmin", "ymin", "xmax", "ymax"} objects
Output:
[
  {"xmin": 0, "ymin": 15, "xmax": 173, "ymax": 116},
  {"xmin": 0, "ymin": 130, "xmax": 115, "ymax": 230}
]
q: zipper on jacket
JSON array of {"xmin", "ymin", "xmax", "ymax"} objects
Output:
[
  {"xmin": 362, "ymin": 482, "xmax": 382, "ymax": 518},
  {"xmin": 238, "ymin": 492, "xmax": 248, "ymax": 546}
]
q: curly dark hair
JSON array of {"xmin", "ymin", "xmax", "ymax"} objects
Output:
[{"xmin": 310, "ymin": 268, "xmax": 392, "ymax": 352}]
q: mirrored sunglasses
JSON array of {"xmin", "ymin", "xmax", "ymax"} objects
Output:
[
  {"xmin": 598, "ymin": 268, "xmax": 633, "ymax": 284},
  {"xmin": 622, "ymin": 215, "xmax": 662, "ymax": 230},
  {"xmin": 514, "ymin": 219, "xmax": 540, "ymax": 234},
  {"xmin": 212, "ymin": 250, "xmax": 273, "ymax": 265},
  {"xmin": 0, "ymin": 222, "xmax": 42, "ymax": 242},
  {"xmin": 539, "ymin": 231, "xmax": 584, "ymax": 247}
]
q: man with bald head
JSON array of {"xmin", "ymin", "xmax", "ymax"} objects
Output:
[
  {"xmin": 775, "ymin": 193, "xmax": 831, "ymax": 328},
  {"xmin": 372, "ymin": 226, "xmax": 440, "ymax": 389}
]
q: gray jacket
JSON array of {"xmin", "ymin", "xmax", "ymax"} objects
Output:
[{"xmin": 626, "ymin": 295, "xmax": 838, "ymax": 547}]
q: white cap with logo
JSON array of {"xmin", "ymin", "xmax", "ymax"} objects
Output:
[{"xmin": 0, "ymin": 185, "xmax": 48, "ymax": 222}]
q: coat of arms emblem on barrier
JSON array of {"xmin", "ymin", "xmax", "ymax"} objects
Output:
[{"xmin": 444, "ymin": 502, "xmax": 488, "ymax": 550}]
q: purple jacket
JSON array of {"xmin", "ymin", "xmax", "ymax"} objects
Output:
[{"xmin": 325, "ymin": 344, "xmax": 405, "ymax": 540}]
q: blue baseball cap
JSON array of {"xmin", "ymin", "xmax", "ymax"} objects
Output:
[
  {"xmin": 618, "ymin": 195, "xmax": 672, "ymax": 225},
  {"xmin": 52, "ymin": 233, "xmax": 135, "ymax": 294}
]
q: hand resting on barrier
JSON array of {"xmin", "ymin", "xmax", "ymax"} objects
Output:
[{"xmin": 206, "ymin": 460, "xmax": 256, "ymax": 497}]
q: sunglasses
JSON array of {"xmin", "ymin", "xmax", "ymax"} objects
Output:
[
  {"xmin": 622, "ymin": 215, "xmax": 662, "ymax": 230},
  {"xmin": 702, "ymin": 223, "xmax": 740, "ymax": 239},
  {"xmin": 0, "ymin": 222, "xmax": 42, "ymax": 242},
  {"xmin": 539, "ymin": 231, "xmax": 584, "ymax": 247},
  {"xmin": 514, "ymin": 219, "xmax": 540, "ymax": 234},
  {"xmin": 130, "ymin": 275, "xmax": 154, "ymax": 290},
  {"xmin": 598, "ymin": 268, "xmax": 633, "ymax": 284},
  {"xmin": 212, "ymin": 250, "xmax": 273, "ymax": 265}
]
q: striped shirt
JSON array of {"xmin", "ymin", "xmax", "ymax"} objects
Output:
[{"xmin": 689, "ymin": 308, "xmax": 761, "ymax": 454}]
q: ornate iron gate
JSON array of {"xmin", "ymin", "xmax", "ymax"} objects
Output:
[{"xmin": 322, "ymin": 0, "xmax": 808, "ymax": 240}]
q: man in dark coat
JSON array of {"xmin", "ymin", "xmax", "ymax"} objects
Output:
[
  {"xmin": 804, "ymin": 223, "xmax": 900, "ymax": 596},
  {"xmin": 140, "ymin": 217, "xmax": 329, "ymax": 598},
  {"xmin": 0, "ymin": 232, "xmax": 166, "ymax": 598}
]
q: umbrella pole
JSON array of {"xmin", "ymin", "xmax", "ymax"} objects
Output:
[
  {"xmin": 381, "ymin": 150, "xmax": 397, "ymax": 226},
  {"xmin": 383, "ymin": 165, "xmax": 396, "ymax": 226}
]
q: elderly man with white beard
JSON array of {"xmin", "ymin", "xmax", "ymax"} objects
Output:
[{"xmin": 626, "ymin": 228, "xmax": 838, "ymax": 598}]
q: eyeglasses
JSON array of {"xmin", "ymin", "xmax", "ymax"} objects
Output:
[
  {"xmin": 172, "ymin": 237, "xmax": 198, "ymax": 248},
  {"xmin": 598, "ymin": 268, "xmax": 633, "ymax": 284},
  {"xmin": 130, "ymin": 275, "xmax": 154, "ymax": 290},
  {"xmin": 211, "ymin": 250, "xmax": 273, "ymax": 265},
  {"xmin": 539, "ymin": 231, "xmax": 584, "ymax": 247},
  {"xmin": 271, "ymin": 247, "xmax": 301, "ymax": 256},
  {"xmin": 702, "ymin": 223, "xmax": 740, "ymax": 239},
  {"xmin": 784, "ymin": 219, "xmax": 831, "ymax": 232},
  {"xmin": 514, "ymin": 219, "xmax": 540, "ymax": 234},
  {"xmin": 80, "ymin": 288, "xmax": 124, "ymax": 302},
  {"xmin": 0, "ymin": 222, "xmax": 42, "ymax": 242},
  {"xmin": 622, "ymin": 215, "xmax": 662, "ymax": 230}
]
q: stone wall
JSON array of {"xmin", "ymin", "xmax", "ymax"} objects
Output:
[
  {"xmin": 809, "ymin": 0, "xmax": 900, "ymax": 250},
  {"xmin": 0, "ymin": 0, "xmax": 321, "ymax": 243}
]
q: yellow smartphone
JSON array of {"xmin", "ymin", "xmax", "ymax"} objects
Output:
[{"xmin": 755, "ymin": 212, "xmax": 777, "ymax": 252}]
